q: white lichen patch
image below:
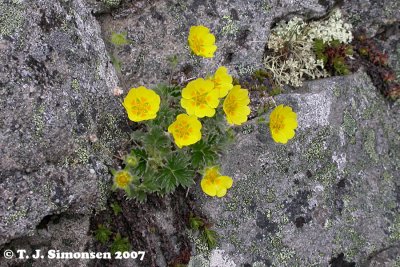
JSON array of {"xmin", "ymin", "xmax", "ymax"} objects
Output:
[
  {"xmin": 209, "ymin": 249, "xmax": 236, "ymax": 267},
  {"xmin": 332, "ymin": 152, "xmax": 347, "ymax": 173},
  {"xmin": 264, "ymin": 9, "xmax": 353, "ymax": 87}
]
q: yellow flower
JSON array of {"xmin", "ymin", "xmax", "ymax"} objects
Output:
[
  {"xmin": 209, "ymin": 66, "xmax": 233, "ymax": 98},
  {"xmin": 113, "ymin": 170, "xmax": 133, "ymax": 190},
  {"xmin": 123, "ymin": 86, "xmax": 160, "ymax": 122},
  {"xmin": 181, "ymin": 78, "xmax": 219, "ymax": 118},
  {"xmin": 269, "ymin": 104, "xmax": 298, "ymax": 144},
  {"xmin": 168, "ymin": 114, "xmax": 202, "ymax": 148},
  {"xmin": 201, "ymin": 166, "xmax": 233, "ymax": 197},
  {"xmin": 188, "ymin": 25, "xmax": 217, "ymax": 58},
  {"xmin": 223, "ymin": 85, "xmax": 251, "ymax": 125}
]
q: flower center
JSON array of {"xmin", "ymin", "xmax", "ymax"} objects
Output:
[
  {"xmin": 174, "ymin": 121, "xmax": 193, "ymax": 140},
  {"xmin": 224, "ymin": 96, "xmax": 238, "ymax": 115},
  {"xmin": 271, "ymin": 114, "xmax": 285, "ymax": 132},
  {"xmin": 192, "ymin": 35, "xmax": 204, "ymax": 53},
  {"xmin": 191, "ymin": 90, "xmax": 209, "ymax": 108},
  {"xmin": 131, "ymin": 97, "xmax": 151, "ymax": 118},
  {"xmin": 205, "ymin": 169, "xmax": 220, "ymax": 184},
  {"xmin": 116, "ymin": 172, "xmax": 131, "ymax": 188}
]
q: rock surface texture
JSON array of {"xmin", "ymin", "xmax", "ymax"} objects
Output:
[
  {"xmin": 193, "ymin": 72, "xmax": 400, "ymax": 266},
  {"xmin": 0, "ymin": 0, "xmax": 125, "ymax": 247}
]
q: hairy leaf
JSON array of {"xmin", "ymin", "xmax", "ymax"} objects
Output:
[
  {"xmin": 158, "ymin": 154, "xmax": 195, "ymax": 193},
  {"xmin": 202, "ymin": 228, "xmax": 218, "ymax": 249},
  {"xmin": 191, "ymin": 140, "xmax": 218, "ymax": 169},
  {"xmin": 130, "ymin": 148, "xmax": 148, "ymax": 176},
  {"xmin": 95, "ymin": 224, "xmax": 112, "ymax": 245}
]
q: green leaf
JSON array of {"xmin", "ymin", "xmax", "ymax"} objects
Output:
[
  {"xmin": 143, "ymin": 127, "xmax": 170, "ymax": 155},
  {"xmin": 95, "ymin": 224, "xmax": 112, "ymax": 245},
  {"xmin": 110, "ymin": 202, "xmax": 122, "ymax": 216},
  {"xmin": 158, "ymin": 154, "xmax": 195, "ymax": 194},
  {"xmin": 131, "ymin": 148, "xmax": 148, "ymax": 176},
  {"xmin": 110, "ymin": 54, "xmax": 122, "ymax": 72},
  {"xmin": 141, "ymin": 169, "xmax": 161, "ymax": 193},
  {"xmin": 189, "ymin": 215, "xmax": 204, "ymax": 230},
  {"xmin": 191, "ymin": 140, "xmax": 218, "ymax": 169},
  {"xmin": 111, "ymin": 233, "xmax": 132, "ymax": 254},
  {"xmin": 202, "ymin": 228, "xmax": 218, "ymax": 249},
  {"xmin": 128, "ymin": 188, "xmax": 148, "ymax": 203},
  {"xmin": 153, "ymin": 84, "xmax": 182, "ymax": 98}
]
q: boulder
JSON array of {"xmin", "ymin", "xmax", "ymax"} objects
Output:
[
  {"xmin": 0, "ymin": 0, "xmax": 125, "ymax": 246},
  {"xmin": 192, "ymin": 72, "xmax": 400, "ymax": 266}
]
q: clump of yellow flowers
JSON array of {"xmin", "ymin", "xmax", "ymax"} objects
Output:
[
  {"xmin": 119, "ymin": 64, "xmax": 244, "ymax": 200},
  {"xmin": 113, "ymin": 25, "xmax": 297, "ymax": 202}
]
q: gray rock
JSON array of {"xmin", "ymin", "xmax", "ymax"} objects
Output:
[
  {"xmin": 0, "ymin": 215, "xmax": 93, "ymax": 267},
  {"xmin": 0, "ymin": 0, "xmax": 126, "ymax": 246},
  {"xmin": 193, "ymin": 71, "xmax": 400, "ymax": 266}
]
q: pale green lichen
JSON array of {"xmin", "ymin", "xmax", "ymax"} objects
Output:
[
  {"xmin": 4, "ymin": 208, "xmax": 28, "ymax": 225},
  {"xmin": 363, "ymin": 130, "xmax": 379, "ymax": 163},
  {"xmin": 333, "ymin": 87, "xmax": 341, "ymax": 97},
  {"xmin": 74, "ymin": 146, "xmax": 89, "ymax": 164},
  {"xmin": 237, "ymin": 64, "xmax": 257, "ymax": 76},
  {"xmin": 305, "ymin": 127, "xmax": 330, "ymax": 163},
  {"xmin": 389, "ymin": 214, "xmax": 400, "ymax": 241},
  {"xmin": 265, "ymin": 188, "xmax": 276, "ymax": 203},
  {"xmin": 97, "ymin": 179, "xmax": 110, "ymax": 210},
  {"xmin": 101, "ymin": 0, "xmax": 121, "ymax": 7},
  {"xmin": 314, "ymin": 163, "xmax": 338, "ymax": 187},
  {"xmin": 241, "ymin": 124, "xmax": 255, "ymax": 134},
  {"xmin": 71, "ymin": 79, "xmax": 80, "ymax": 92},
  {"xmin": 221, "ymin": 15, "xmax": 239, "ymax": 37},
  {"xmin": 0, "ymin": 0, "xmax": 24, "ymax": 36},
  {"xmin": 342, "ymin": 110, "xmax": 357, "ymax": 143},
  {"xmin": 33, "ymin": 104, "xmax": 45, "ymax": 137}
]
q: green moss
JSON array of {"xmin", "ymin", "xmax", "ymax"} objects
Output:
[
  {"xmin": 363, "ymin": 130, "xmax": 379, "ymax": 163},
  {"xmin": 110, "ymin": 32, "xmax": 129, "ymax": 46},
  {"xmin": 0, "ymin": 1, "xmax": 24, "ymax": 36},
  {"xmin": 342, "ymin": 110, "xmax": 357, "ymax": 143}
]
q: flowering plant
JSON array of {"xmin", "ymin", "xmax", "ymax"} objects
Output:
[{"xmin": 113, "ymin": 25, "xmax": 298, "ymax": 202}]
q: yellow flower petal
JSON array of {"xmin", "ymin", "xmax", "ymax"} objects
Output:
[
  {"xmin": 269, "ymin": 104, "xmax": 298, "ymax": 144},
  {"xmin": 188, "ymin": 25, "xmax": 217, "ymax": 58},
  {"xmin": 216, "ymin": 188, "xmax": 227, "ymax": 197},
  {"xmin": 201, "ymin": 179, "xmax": 217, "ymax": 197},
  {"xmin": 210, "ymin": 66, "xmax": 234, "ymax": 98}
]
